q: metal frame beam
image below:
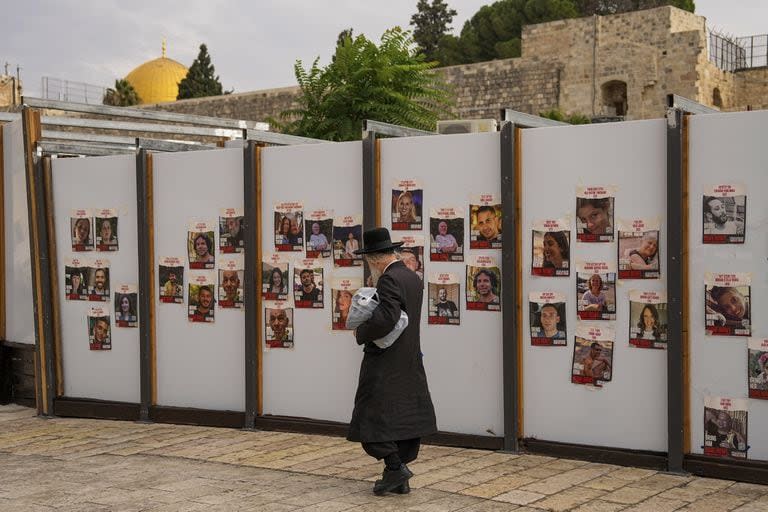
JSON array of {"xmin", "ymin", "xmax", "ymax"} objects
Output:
[
  {"xmin": 666, "ymin": 94, "xmax": 719, "ymax": 116},
  {"xmin": 502, "ymin": 109, "xmax": 568, "ymax": 128},
  {"xmin": 363, "ymin": 120, "xmax": 435, "ymax": 138},
  {"xmin": 245, "ymin": 129, "xmax": 326, "ymax": 146},
  {"xmin": 23, "ymin": 97, "xmax": 270, "ymax": 131},
  {"xmin": 243, "ymin": 142, "xmax": 259, "ymax": 428},
  {"xmin": 136, "ymin": 149, "xmax": 154, "ymax": 422}
]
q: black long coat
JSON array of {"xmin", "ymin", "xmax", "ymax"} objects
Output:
[{"xmin": 347, "ymin": 260, "xmax": 437, "ymax": 443}]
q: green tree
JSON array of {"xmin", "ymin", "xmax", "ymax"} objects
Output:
[
  {"xmin": 577, "ymin": 0, "xmax": 693, "ymax": 15},
  {"xmin": 410, "ymin": 0, "xmax": 458, "ymax": 62},
  {"xmin": 177, "ymin": 44, "xmax": 224, "ymax": 100},
  {"xmin": 539, "ymin": 108, "xmax": 591, "ymax": 124},
  {"xmin": 103, "ymin": 79, "xmax": 140, "ymax": 106},
  {"xmin": 446, "ymin": 0, "xmax": 581, "ymax": 64},
  {"xmin": 277, "ymin": 28, "xmax": 453, "ymax": 141}
]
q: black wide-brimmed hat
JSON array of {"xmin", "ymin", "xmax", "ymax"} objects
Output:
[{"xmin": 353, "ymin": 227, "xmax": 404, "ymax": 255}]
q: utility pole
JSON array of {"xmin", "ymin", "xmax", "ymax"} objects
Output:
[{"xmin": 3, "ymin": 62, "xmax": 8, "ymax": 75}]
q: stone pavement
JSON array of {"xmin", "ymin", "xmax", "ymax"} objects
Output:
[{"xmin": 1, "ymin": 404, "xmax": 767, "ymax": 511}]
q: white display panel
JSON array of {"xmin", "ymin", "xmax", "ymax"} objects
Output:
[
  {"xmin": 260, "ymin": 141, "xmax": 362, "ymax": 423},
  {"xmin": 688, "ymin": 110, "xmax": 768, "ymax": 461},
  {"xmin": 52, "ymin": 155, "xmax": 140, "ymax": 403},
  {"xmin": 3, "ymin": 120, "xmax": 34, "ymax": 344},
  {"xmin": 153, "ymin": 149, "xmax": 245, "ymax": 411},
  {"xmin": 521, "ymin": 120, "xmax": 668, "ymax": 451},
  {"xmin": 380, "ymin": 133, "xmax": 503, "ymax": 437}
]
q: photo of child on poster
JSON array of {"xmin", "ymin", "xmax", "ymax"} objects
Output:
[
  {"xmin": 331, "ymin": 277, "xmax": 361, "ymax": 330},
  {"xmin": 188, "ymin": 273, "xmax": 216, "ymax": 323},
  {"xmin": 87, "ymin": 307, "xmax": 111, "ymax": 351},
  {"xmin": 704, "ymin": 396, "xmax": 748, "ymax": 459},
  {"xmin": 748, "ymin": 338, "xmax": 768, "ymax": 400},
  {"xmin": 392, "ymin": 234, "xmax": 425, "ymax": 282},
  {"xmin": 529, "ymin": 292, "xmax": 566, "ymax": 346},
  {"xmin": 262, "ymin": 253, "xmax": 290, "ymax": 302},
  {"xmin": 571, "ymin": 325, "xmax": 614, "ymax": 388},
  {"xmin": 333, "ymin": 215, "xmax": 363, "ymax": 267},
  {"xmin": 576, "ymin": 261, "xmax": 616, "ymax": 321},
  {"xmin": 305, "ymin": 210, "xmax": 333, "ymax": 259},
  {"xmin": 188, "ymin": 221, "xmax": 216, "ymax": 270},
  {"xmin": 265, "ymin": 305, "xmax": 294, "ymax": 348},
  {"xmin": 88, "ymin": 260, "xmax": 110, "ymax": 302},
  {"xmin": 159, "ymin": 257, "xmax": 184, "ymax": 304},
  {"xmin": 705, "ymin": 273, "xmax": 751, "ymax": 337},
  {"xmin": 430, "ymin": 208, "xmax": 464, "ymax": 262},
  {"xmin": 219, "ymin": 208, "xmax": 245, "ymax": 254},
  {"xmin": 71, "ymin": 209, "xmax": 94, "ymax": 252},
  {"xmin": 531, "ymin": 218, "xmax": 570, "ymax": 277},
  {"xmin": 391, "ymin": 179, "xmax": 423, "ymax": 231},
  {"xmin": 114, "ymin": 285, "xmax": 138, "ymax": 328},
  {"xmin": 576, "ymin": 186, "xmax": 615, "ymax": 242},
  {"xmin": 274, "ymin": 202, "xmax": 304, "ymax": 252},
  {"xmin": 469, "ymin": 195, "xmax": 502, "ymax": 249},
  {"xmin": 294, "ymin": 260, "xmax": 323, "ymax": 309},
  {"xmin": 218, "ymin": 258, "xmax": 244, "ymax": 309},
  {"xmin": 428, "ymin": 273, "xmax": 460, "ymax": 325},
  {"xmin": 65, "ymin": 258, "xmax": 88, "ymax": 301},
  {"xmin": 618, "ymin": 220, "xmax": 660, "ymax": 280},
  {"xmin": 628, "ymin": 290, "xmax": 667, "ymax": 349},
  {"xmin": 95, "ymin": 209, "xmax": 119, "ymax": 252},
  {"xmin": 703, "ymin": 185, "xmax": 746, "ymax": 244},
  {"xmin": 466, "ymin": 255, "xmax": 501, "ymax": 311}
]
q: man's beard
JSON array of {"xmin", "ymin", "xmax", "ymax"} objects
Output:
[
  {"xmin": 369, "ymin": 265, "xmax": 382, "ymax": 287},
  {"xmin": 713, "ymin": 213, "xmax": 728, "ymax": 225}
]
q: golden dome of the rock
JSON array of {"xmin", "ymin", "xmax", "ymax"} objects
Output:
[{"xmin": 125, "ymin": 42, "xmax": 188, "ymax": 104}]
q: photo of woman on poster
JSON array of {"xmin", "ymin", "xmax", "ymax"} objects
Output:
[
  {"xmin": 114, "ymin": 292, "xmax": 138, "ymax": 327},
  {"xmin": 71, "ymin": 216, "xmax": 93, "ymax": 251},
  {"xmin": 391, "ymin": 181, "xmax": 423, "ymax": 230},
  {"xmin": 65, "ymin": 263, "xmax": 88, "ymax": 301},
  {"xmin": 628, "ymin": 291, "xmax": 669, "ymax": 349},
  {"xmin": 262, "ymin": 263, "xmax": 289, "ymax": 301},
  {"xmin": 395, "ymin": 191, "xmax": 417, "ymax": 224},
  {"xmin": 576, "ymin": 193, "xmax": 615, "ymax": 242},
  {"xmin": 576, "ymin": 266, "xmax": 616, "ymax": 321},
  {"xmin": 706, "ymin": 285, "xmax": 751, "ymax": 336},
  {"xmin": 333, "ymin": 289, "xmax": 353, "ymax": 329}
]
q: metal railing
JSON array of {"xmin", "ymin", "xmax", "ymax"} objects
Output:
[
  {"xmin": 41, "ymin": 76, "xmax": 107, "ymax": 104},
  {"xmin": 709, "ymin": 31, "xmax": 768, "ymax": 72}
]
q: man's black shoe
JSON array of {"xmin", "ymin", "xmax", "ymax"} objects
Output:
[
  {"xmin": 372, "ymin": 464, "xmax": 413, "ymax": 495},
  {"xmin": 393, "ymin": 481, "xmax": 410, "ymax": 494}
]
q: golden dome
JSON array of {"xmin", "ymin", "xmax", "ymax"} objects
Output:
[{"xmin": 125, "ymin": 42, "xmax": 188, "ymax": 104}]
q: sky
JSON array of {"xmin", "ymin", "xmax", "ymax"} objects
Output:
[{"xmin": 1, "ymin": 0, "xmax": 766, "ymax": 99}]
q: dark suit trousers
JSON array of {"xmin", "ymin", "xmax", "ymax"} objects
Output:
[{"xmin": 361, "ymin": 438, "xmax": 421, "ymax": 464}]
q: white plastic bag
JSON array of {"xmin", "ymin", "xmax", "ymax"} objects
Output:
[{"xmin": 346, "ymin": 287, "xmax": 409, "ymax": 349}]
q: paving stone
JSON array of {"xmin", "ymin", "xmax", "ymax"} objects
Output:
[
  {"xmin": 459, "ymin": 474, "xmax": 538, "ymax": 498},
  {"xmin": 493, "ymin": 489, "xmax": 546, "ymax": 505},
  {"xmin": 581, "ymin": 476, "xmax": 631, "ymax": 491},
  {"xmin": 570, "ymin": 500, "xmax": 628, "ymax": 512},
  {"xmin": 520, "ymin": 466, "xmax": 614, "ymax": 495},
  {"xmin": 726, "ymin": 483, "xmax": 768, "ymax": 499},
  {"xmin": 622, "ymin": 496, "xmax": 688, "ymax": 511},
  {"xmin": 678, "ymin": 492, "xmax": 751, "ymax": 511},
  {"xmin": 628, "ymin": 474, "xmax": 692, "ymax": 492},
  {"xmin": 601, "ymin": 486, "xmax": 663, "ymax": 504},
  {"xmin": 527, "ymin": 486, "xmax": 605, "ymax": 511},
  {"xmin": 607, "ymin": 468, "xmax": 658, "ymax": 482}
]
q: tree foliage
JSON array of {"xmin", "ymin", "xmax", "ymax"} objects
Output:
[
  {"xmin": 103, "ymin": 79, "xmax": 140, "ymax": 106},
  {"xmin": 435, "ymin": 0, "xmax": 694, "ymax": 65},
  {"xmin": 577, "ymin": 0, "xmax": 694, "ymax": 15},
  {"xmin": 177, "ymin": 44, "xmax": 224, "ymax": 100},
  {"xmin": 410, "ymin": 0, "xmax": 458, "ymax": 62},
  {"xmin": 539, "ymin": 108, "xmax": 591, "ymax": 124},
  {"xmin": 277, "ymin": 28, "xmax": 453, "ymax": 141}
]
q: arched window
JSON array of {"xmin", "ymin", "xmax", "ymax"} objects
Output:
[
  {"xmin": 713, "ymin": 88, "xmax": 723, "ymax": 108},
  {"xmin": 601, "ymin": 81, "xmax": 628, "ymax": 117}
]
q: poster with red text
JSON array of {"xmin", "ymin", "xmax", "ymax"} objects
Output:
[
  {"xmin": 531, "ymin": 217, "xmax": 570, "ymax": 277},
  {"xmin": 703, "ymin": 184, "xmax": 746, "ymax": 244},
  {"xmin": 705, "ymin": 272, "xmax": 751, "ymax": 337},
  {"xmin": 576, "ymin": 186, "xmax": 615, "ymax": 242},
  {"xmin": 704, "ymin": 396, "xmax": 748, "ymax": 459},
  {"xmin": 571, "ymin": 324, "xmax": 614, "ymax": 388},
  {"xmin": 428, "ymin": 273, "xmax": 460, "ymax": 325},
  {"xmin": 618, "ymin": 218, "xmax": 660, "ymax": 279}
]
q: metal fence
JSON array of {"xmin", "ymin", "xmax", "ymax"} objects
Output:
[
  {"xmin": 709, "ymin": 31, "xmax": 768, "ymax": 72},
  {"xmin": 41, "ymin": 76, "xmax": 107, "ymax": 104}
]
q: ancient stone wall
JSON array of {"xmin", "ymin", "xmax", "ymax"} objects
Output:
[
  {"xmin": 734, "ymin": 68, "xmax": 768, "ymax": 111},
  {"xmin": 0, "ymin": 76, "xmax": 20, "ymax": 110}
]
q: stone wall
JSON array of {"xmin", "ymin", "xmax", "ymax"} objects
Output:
[
  {"xmin": 734, "ymin": 67, "xmax": 768, "ymax": 111},
  {"xmin": 0, "ymin": 75, "xmax": 20, "ymax": 110}
]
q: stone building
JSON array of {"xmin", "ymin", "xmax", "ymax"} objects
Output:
[
  {"xmin": 0, "ymin": 74, "xmax": 22, "ymax": 111},
  {"xmin": 142, "ymin": 6, "xmax": 767, "ymax": 123}
]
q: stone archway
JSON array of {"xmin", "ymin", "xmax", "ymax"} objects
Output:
[{"xmin": 601, "ymin": 80, "xmax": 628, "ymax": 117}]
